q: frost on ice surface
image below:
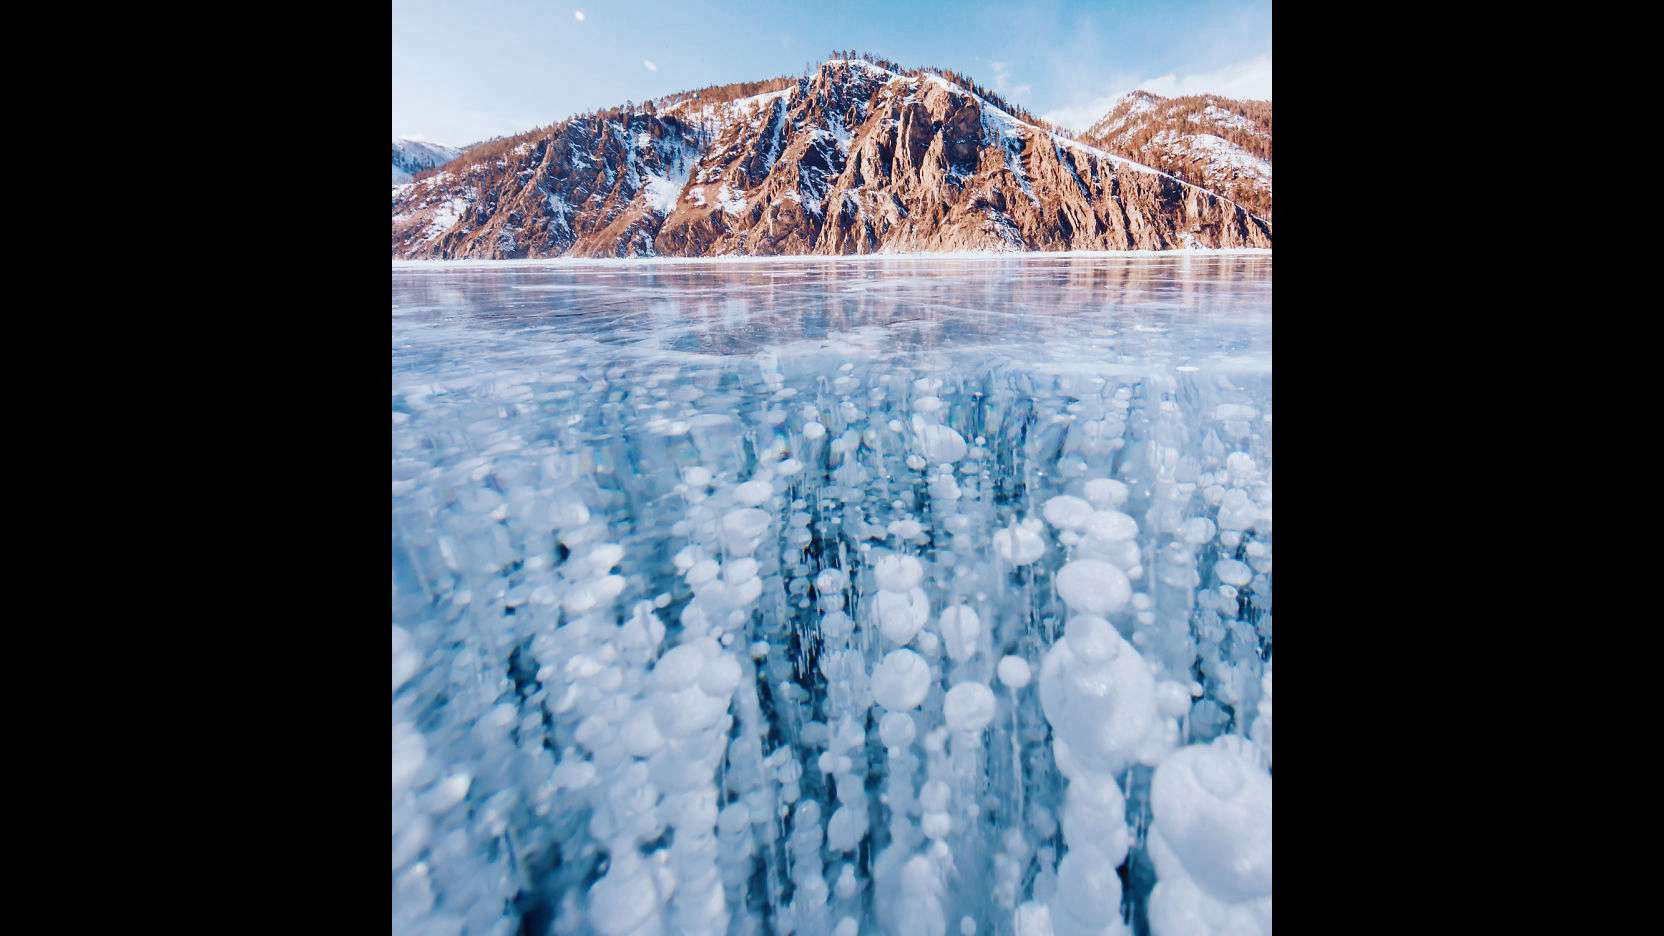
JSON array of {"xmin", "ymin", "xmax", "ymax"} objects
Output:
[{"xmin": 391, "ymin": 255, "xmax": 1271, "ymax": 935}]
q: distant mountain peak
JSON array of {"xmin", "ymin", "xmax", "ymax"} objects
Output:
[
  {"xmin": 393, "ymin": 139, "xmax": 462, "ymax": 186},
  {"xmin": 1081, "ymin": 92, "xmax": 1271, "ymax": 220}
]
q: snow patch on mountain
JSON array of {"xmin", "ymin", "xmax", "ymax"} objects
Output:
[
  {"xmin": 717, "ymin": 183, "xmax": 747, "ymax": 216},
  {"xmin": 644, "ymin": 156, "xmax": 693, "ymax": 215},
  {"xmin": 547, "ymin": 192, "xmax": 572, "ymax": 231},
  {"xmin": 426, "ymin": 196, "xmax": 469, "ymax": 241},
  {"xmin": 1193, "ymin": 105, "xmax": 1256, "ymax": 133},
  {"xmin": 1151, "ymin": 131, "xmax": 1271, "ymax": 185}
]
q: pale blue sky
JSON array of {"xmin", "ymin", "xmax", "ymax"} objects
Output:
[{"xmin": 392, "ymin": 0, "xmax": 1270, "ymax": 146}]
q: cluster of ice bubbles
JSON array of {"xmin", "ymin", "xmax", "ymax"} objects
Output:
[{"xmin": 393, "ymin": 319, "xmax": 1271, "ymax": 936}]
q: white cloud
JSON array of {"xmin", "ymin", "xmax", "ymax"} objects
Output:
[
  {"xmin": 1042, "ymin": 53, "xmax": 1271, "ymax": 133},
  {"xmin": 990, "ymin": 60, "xmax": 1033, "ymax": 103},
  {"xmin": 573, "ymin": 9, "xmax": 585, "ymax": 22},
  {"xmin": 643, "ymin": 59, "xmax": 657, "ymax": 72}
]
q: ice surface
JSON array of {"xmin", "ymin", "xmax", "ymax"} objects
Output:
[{"xmin": 391, "ymin": 255, "xmax": 1271, "ymax": 936}]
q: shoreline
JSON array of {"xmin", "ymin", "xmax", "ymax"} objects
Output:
[{"xmin": 392, "ymin": 248, "xmax": 1272, "ymax": 270}]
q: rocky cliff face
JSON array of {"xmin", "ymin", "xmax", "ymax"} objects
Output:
[
  {"xmin": 1080, "ymin": 91, "xmax": 1271, "ymax": 220},
  {"xmin": 392, "ymin": 60, "xmax": 1270, "ymax": 259}
]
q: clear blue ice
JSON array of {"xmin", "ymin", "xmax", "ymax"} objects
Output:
[{"xmin": 392, "ymin": 255, "xmax": 1272, "ymax": 936}]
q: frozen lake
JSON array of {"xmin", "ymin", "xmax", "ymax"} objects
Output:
[{"xmin": 392, "ymin": 254, "xmax": 1272, "ymax": 936}]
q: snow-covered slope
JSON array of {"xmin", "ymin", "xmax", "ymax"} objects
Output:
[
  {"xmin": 392, "ymin": 139, "xmax": 462, "ymax": 185},
  {"xmin": 1081, "ymin": 92, "xmax": 1271, "ymax": 219}
]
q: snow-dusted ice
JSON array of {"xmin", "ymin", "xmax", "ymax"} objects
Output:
[{"xmin": 391, "ymin": 254, "xmax": 1272, "ymax": 936}]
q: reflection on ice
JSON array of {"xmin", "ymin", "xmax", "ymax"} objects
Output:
[{"xmin": 392, "ymin": 255, "xmax": 1271, "ymax": 936}]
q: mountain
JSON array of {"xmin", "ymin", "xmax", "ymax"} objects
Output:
[
  {"xmin": 393, "ymin": 139, "xmax": 462, "ymax": 185},
  {"xmin": 1079, "ymin": 91, "xmax": 1271, "ymax": 221},
  {"xmin": 391, "ymin": 58, "xmax": 1270, "ymax": 259}
]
